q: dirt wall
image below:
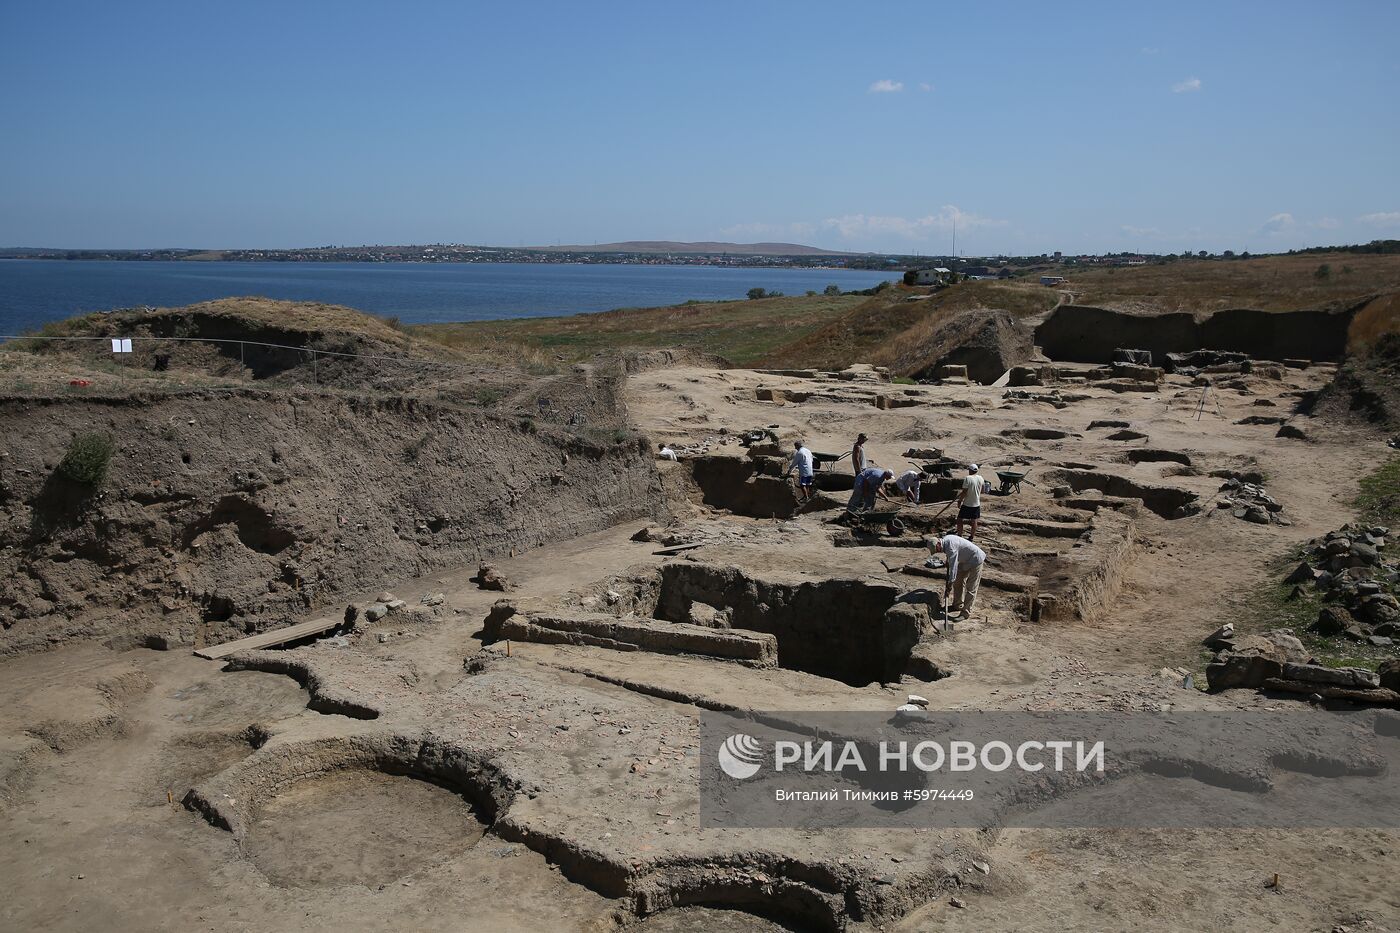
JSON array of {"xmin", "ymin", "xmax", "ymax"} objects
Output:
[
  {"xmin": 1034, "ymin": 305, "xmax": 1359, "ymax": 364},
  {"xmin": 0, "ymin": 390, "xmax": 664, "ymax": 656}
]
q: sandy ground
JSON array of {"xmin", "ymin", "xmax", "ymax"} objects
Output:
[{"xmin": 3, "ymin": 361, "xmax": 1398, "ymax": 932}]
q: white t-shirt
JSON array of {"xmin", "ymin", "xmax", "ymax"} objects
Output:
[
  {"xmin": 895, "ymin": 470, "xmax": 923, "ymax": 494},
  {"xmin": 962, "ymin": 473, "xmax": 989, "ymax": 507},
  {"xmin": 658, "ymin": 447, "xmax": 678, "ymax": 461},
  {"xmin": 791, "ymin": 447, "xmax": 814, "ymax": 477}
]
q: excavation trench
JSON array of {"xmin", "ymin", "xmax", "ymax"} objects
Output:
[
  {"xmin": 495, "ymin": 562, "xmax": 927, "ymax": 687},
  {"xmin": 1043, "ymin": 468, "xmax": 1200, "ymax": 519},
  {"xmin": 686, "ymin": 455, "xmax": 848, "ymax": 518}
]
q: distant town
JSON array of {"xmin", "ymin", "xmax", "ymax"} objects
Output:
[{"xmin": 1, "ymin": 239, "xmax": 1394, "ymax": 271}]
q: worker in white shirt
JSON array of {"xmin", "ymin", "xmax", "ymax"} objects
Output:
[
  {"xmin": 893, "ymin": 469, "xmax": 924, "ymax": 504},
  {"xmin": 933, "ymin": 533, "xmax": 986, "ymax": 618},
  {"xmin": 955, "ymin": 463, "xmax": 991, "ymax": 539},
  {"xmin": 657, "ymin": 443, "xmax": 679, "ymax": 461},
  {"xmin": 786, "ymin": 440, "xmax": 816, "ymax": 502}
]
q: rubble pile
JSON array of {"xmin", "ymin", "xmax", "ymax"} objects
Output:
[
  {"xmin": 1001, "ymin": 388, "xmax": 1089, "ymax": 409},
  {"xmin": 1203, "ymin": 624, "xmax": 1400, "ymax": 703},
  {"xmin": 1286, "ymin": 524, "xmax": 1398, "ymax": 645},
  {"xmin": 1214, "ymin": 476, "xmax": 1290, "ymax": 525}
]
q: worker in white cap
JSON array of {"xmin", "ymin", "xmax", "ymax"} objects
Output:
[{"xmin": 955, "ymin": 463, "xmax": 991, "ymax": 539}]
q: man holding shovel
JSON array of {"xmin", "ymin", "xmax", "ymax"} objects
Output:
[{"xmin": 932, "ymin": 533, "xmax": 986, "ymax": 620}]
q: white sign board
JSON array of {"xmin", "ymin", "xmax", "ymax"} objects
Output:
[{"xmin": 111, "ymin": 338, "xmax": 133, "ymax": 353}]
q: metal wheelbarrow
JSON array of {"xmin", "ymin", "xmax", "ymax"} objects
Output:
[
  {"xmin": 811, "ymin": 451, "xmax": 850, "ymax": 472},
  {"xmin": 995, "ymin": 469, "xmax": 1031, "ymax": 495}
]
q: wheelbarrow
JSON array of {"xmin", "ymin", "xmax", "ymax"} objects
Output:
[
  {"xmin": 995, "ymin": 469, "xmax": 1031, "ymax": 495},
  {"xmin": 844, "ymin": 506, "xmax": 907, "ymax": 536},
  {"xmin": 916, "ymin": 458, "xmax": 966, "ymax": 477},
  {"xmin": 811, "ymin": 451, "xmax": 850, "ymax": 472}
]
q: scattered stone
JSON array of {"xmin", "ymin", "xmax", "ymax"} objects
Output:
[
  {"xmin": 386, "ymin": 599, "xmax": 407, "ymax": 611},
  {"xmin": 377, "ymin": 632, "xmax": 390, "ymax": 643},
  {"xmin": 475, "ymin": 564, "xmax": 512, "ymax": 591},
  {"xmin": 1206, "ymin": 632, "xmax": 1309, "ymax": 690},
  {"xmin": 949, "ymin": 896, "xmax": 967, "ymax": 909},
  {"xmin": 422, "ymin": 593, "xmax": 445, "ymax": 607},
  {"xmin": 364, "ymin": 603, "xmax": 389, "ymax": 623},
  {"xmin": 1314, "ymin": 605, "xmax": 1357, "ymax": 636},
  {"xmin": 1218, "ymin": 476, "xmax": 1286, "ymax": 525},
  {"xmin": 1203, "ymin": 623, "xmax": 1235, "ymax": 651},
  {"xmin": 1379, "ymin": 660, "xmax": 1400, "ymax": 692},
  {"xmin": 1284, "ymin": 561, "xmax": 1316, "ymax": 585}
]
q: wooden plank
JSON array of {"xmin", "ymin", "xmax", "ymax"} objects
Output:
[{"xmin": 194, "ymin": 616, "xmax": 342, "ymax": 660}]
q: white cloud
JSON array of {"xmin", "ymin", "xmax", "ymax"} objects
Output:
[
  {"xmin": 820, "ymin": 206, "xmax": 1005, "ymax": 242},
  {"xmin": 1256, "ymin": 213, "xmax": 1297, "ymax": 237},
  {"xmin": 918, "ymin": 82, "xmax": 933, "ymax": 92},
  {"xmin": 1359, "ymin": 211, "xmax": 1400, "ymax": 227},
  {"xmin": 1171, "ymin": 77, "xmax": 1202, "ymax": 93},
  {"xmin": 1317, "ymin": 217, "xmax": 1341, "ymax": 230},
  {"xmin": 868, "ymin": 79, "xmax": 904, "ymax": 93},
  {"xmin": 721, "ymin": 206, "xmax": 1007, "ymax": 250}
]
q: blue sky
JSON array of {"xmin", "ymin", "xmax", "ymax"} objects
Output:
[{"xmin": 2, "ymin": 0, "xmax": 1397, "ymax": 255}]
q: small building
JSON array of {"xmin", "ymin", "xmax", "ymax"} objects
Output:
[
  {"xmin": 1040, "ymin": 275, "xmax": 1067, "ymax": 286},
  {"xmin": 912, "ymin": 267, "xmax": 952, "ymax": 285}
]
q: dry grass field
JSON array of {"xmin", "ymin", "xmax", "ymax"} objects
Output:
[
  {"xmin": 412, "ymin": 292, "xmax": 867, "ymax": 366},
  {"xmin": 1066, "ymin": 251, "xmax": 1400, "ymax": 314}
]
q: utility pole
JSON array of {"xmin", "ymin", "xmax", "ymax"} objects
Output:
[{"xmin": 951, "ymin": 213, "xmax": 957, "ymax": 259}]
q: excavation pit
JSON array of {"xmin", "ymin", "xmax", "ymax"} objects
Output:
[
  {"xmin": 241, "ymin": 768, "xmax": 488, "ymax": 887},
  {"xmin": 1043, "ymin": 468, "xmax": 1200, "ymax": 519},
  {"xmin": 537, "ymin": 563, "xmax": 929, "ymax": 686}
]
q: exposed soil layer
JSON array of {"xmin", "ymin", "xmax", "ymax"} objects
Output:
[
  {"xmin": 0, "ymin": 390, "xmax": 662, "ymax": 656},
  {"xmin": 901, "ymin": 309, "xmax": 1034, "ymax": 384},
  {"xmin": 1035, "ymin": 304, "xmax": 1362, "ymax": 364},
  {"xmin": 687, "ymin": 456, "xmax": 802, "ymax": 518}
]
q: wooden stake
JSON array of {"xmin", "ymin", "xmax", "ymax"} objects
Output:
[{"xmin": 506, "ymin": 640, "xmax": 512, "ymax": 657}]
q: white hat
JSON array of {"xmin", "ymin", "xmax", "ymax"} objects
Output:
[{"xmin": 969, "ymin": 463, "xmax": 979, "ymax": 472}]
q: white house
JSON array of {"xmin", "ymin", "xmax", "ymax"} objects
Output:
[{"xmin": 914, "ymin": 267, "xmax": 952, "ymax": 285}]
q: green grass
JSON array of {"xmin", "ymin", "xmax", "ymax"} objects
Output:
[
  {"xmin": 1219, "ymin": 456, "xmax": 1400, "ymax": 674},
  {"xmin": 1353, "ymin": 455, "xmax": 1400, "ymax": 527},
  {"xmin": 411, "ymin": 294, "xmax": 866, "ymax": 366},
  {"xmin": 1229, "ymin": 560, "xmax": 1396, "ymax": 670}
]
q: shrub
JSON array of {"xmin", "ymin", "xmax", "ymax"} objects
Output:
[
  {"xmin": 746, "ymin": 287, "xmax": 767, "ymax": 300},
  {"xmin": 58, "ymin": 433, "xmax": 114, "ymax": 486},
  {"xmin": 823, "ymin": 284, "xmax": 842, "ymax": 296}
]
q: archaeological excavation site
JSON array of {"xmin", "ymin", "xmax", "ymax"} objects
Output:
[{"xmin": 2, "ymin": 291, "xmax": 1399, "ymax": 932}]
